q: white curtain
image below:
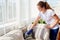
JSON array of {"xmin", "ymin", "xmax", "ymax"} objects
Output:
[
  {"xmin": 0, "ymin": 0, "xmax": 17, "ymax": 34},
  {"xmin": 20, "ymin": 0, "xmax": 31, "ymax": 26},
  {"xmin": 30, "ymin": 0, "xmax": 45, "ymax": 18},
  {"xmin": 0, "ymin": 0, "xmax": 16, "ymax": 24}
]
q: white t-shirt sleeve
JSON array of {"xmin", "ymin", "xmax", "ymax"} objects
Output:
[
  {"xmin": 51, "ymin": 11, "xmax": 55, "ymax": 16},
  {"xmin": 47, "ymin": 10, "xmax": 55, "ymax": 17},
  {"xmin": 49, "ymin": 10, "xmax": 55, "ymax": 16}
]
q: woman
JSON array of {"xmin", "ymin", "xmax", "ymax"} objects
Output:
[{"xmin": 25, "ymin": 1, "xmax": 59, "ymax": 40}]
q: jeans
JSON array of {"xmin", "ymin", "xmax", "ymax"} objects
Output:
[{"xmin": 49, "ymin": 28, "xmax": 59, "ymax": 40}]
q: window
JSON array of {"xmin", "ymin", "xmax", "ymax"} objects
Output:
[
  {"xmin": 0, "ymin": 0, "xmax": 16, "ymax": 25},
  {"xmin": 0, "ymin": 0, "xmax": 17, "ymax": 34},
  {"xmin": 0, "ymin": 0, "xmax": 6, "ymax": 24},
  {"xmin": 7, "ymin": 0, "xmax": 16, "ymax": 21},
  {"xmin": 0, "ymin": 0, "xmax": 3, "ymax": 24}
]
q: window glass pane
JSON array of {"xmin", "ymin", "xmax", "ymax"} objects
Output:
[
  {"xmin": 7, "ymin": 0, "xmax": 16, "ymax": 20},
  {"xmin": 3, "ymin": 0, "xmax": 6, "ymax": 22},
  {"xmin": 0, "ymin": 0, "xmax": 6, "ymax": 24},
  {"xmin": 0, "ymin": 0, "xmax": 3, "ymax": 23},
  {"xmin": 12, "ymin": 0, "xmax": 16, "ymax": 18},
  {"xmin": 0, "ymin": 0, "xmax": 16, "ymax": 24},
  {"xmin": 8, "ymin": 0, "xmax": 12, "ymax": 19},
  {"xmin": 47, "ymin": 0, "xmax": 58, "ymax": 7}
]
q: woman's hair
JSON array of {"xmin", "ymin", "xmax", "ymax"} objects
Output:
[{"xmin": 37, "ymin": 1, "xmax": 53, "ymax": 10}]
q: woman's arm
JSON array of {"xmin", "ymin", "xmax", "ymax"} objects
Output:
[
  {"xmin": 25, "ymin": 16, "xmax": 41, "ymax": 37},
  {"xmin": 31, "ymin": 16, "xmax": 40, "ymax": 29},
  {"xmin": 47, "ymin": 14, "xmax": 59, "ymax": 29}
]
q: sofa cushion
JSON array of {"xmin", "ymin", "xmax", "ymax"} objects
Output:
[
  {"xmin": 3, "ymin": 29, "xmax": 24, "ymax": 40},
  {"xmin": 0, "ymin": 37, "xmax": 14, "ymax": 40}
]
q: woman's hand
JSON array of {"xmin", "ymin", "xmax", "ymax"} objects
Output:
[{"xmin": 46, "ymin": 24, "xmax": 51, "ymax": 29}]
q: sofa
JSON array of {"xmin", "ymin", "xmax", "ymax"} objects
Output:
[
  {"xmin": 0, "ymin": 24, "xmax": 59, "ymax": 40},
  {"xmin": 0, "ymin": 29, "xmax": 24, "ymax": 40}
]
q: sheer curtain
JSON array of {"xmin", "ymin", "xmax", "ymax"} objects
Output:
[
  {"xmin": 0, "ymin": 0, "xmax": 6, "ymax": 24},
  {"xmin": 30, "ymin": 0, "xmax": 44, "ymax": 19},
  {"xmin": 0, "ymin": 0, "xmax": 17, "ymax": 34},
  {"xmin": 0, "ymin": 0, "xmax": 16, "ymax": 24},
  {"xmin": 7, "ymin": 0, "xmax": 16, "ymax": 22},
  {"xmin": 20, "ymin": 0, "xmax": 31, "ymax": 27}
]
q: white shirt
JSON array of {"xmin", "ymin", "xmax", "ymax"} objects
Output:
[{"xmin": 38, "ymin": 9, "xmax": 59, "ymax": 29}]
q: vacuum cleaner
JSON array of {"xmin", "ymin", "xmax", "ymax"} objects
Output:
[{"xmin": 23, "ymin": 29, "xmax": 35, "ymax": 40}]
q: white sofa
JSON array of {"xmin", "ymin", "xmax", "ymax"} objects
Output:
[
  {"xmin": 0, "ymin": 24, "xmax": 58, "ymax": 40},
  {"xmin": 0, "ymin": 37, "xmax": 14, "ymax": 40},
  {"xmin": 0, "ymin": 29, "xmax": 24, "ymax": 40}
]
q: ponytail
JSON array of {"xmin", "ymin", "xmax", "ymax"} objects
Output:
[
  {"xmin": 45, "ymin": 2, "xmax": 53, "ymax": 10},
  {"xmin": 37, "ymin": 1, "xmax": 53, "ymax": 10}
]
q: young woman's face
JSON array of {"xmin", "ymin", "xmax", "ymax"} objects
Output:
[{"xmin": 37, "ymin": 6, "xmax": 43, "ymax": 12}]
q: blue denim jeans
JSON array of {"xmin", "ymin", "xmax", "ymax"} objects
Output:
[{"xmin": 49, "ymin": 28, "xmax": 59, "ymax": 40}]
